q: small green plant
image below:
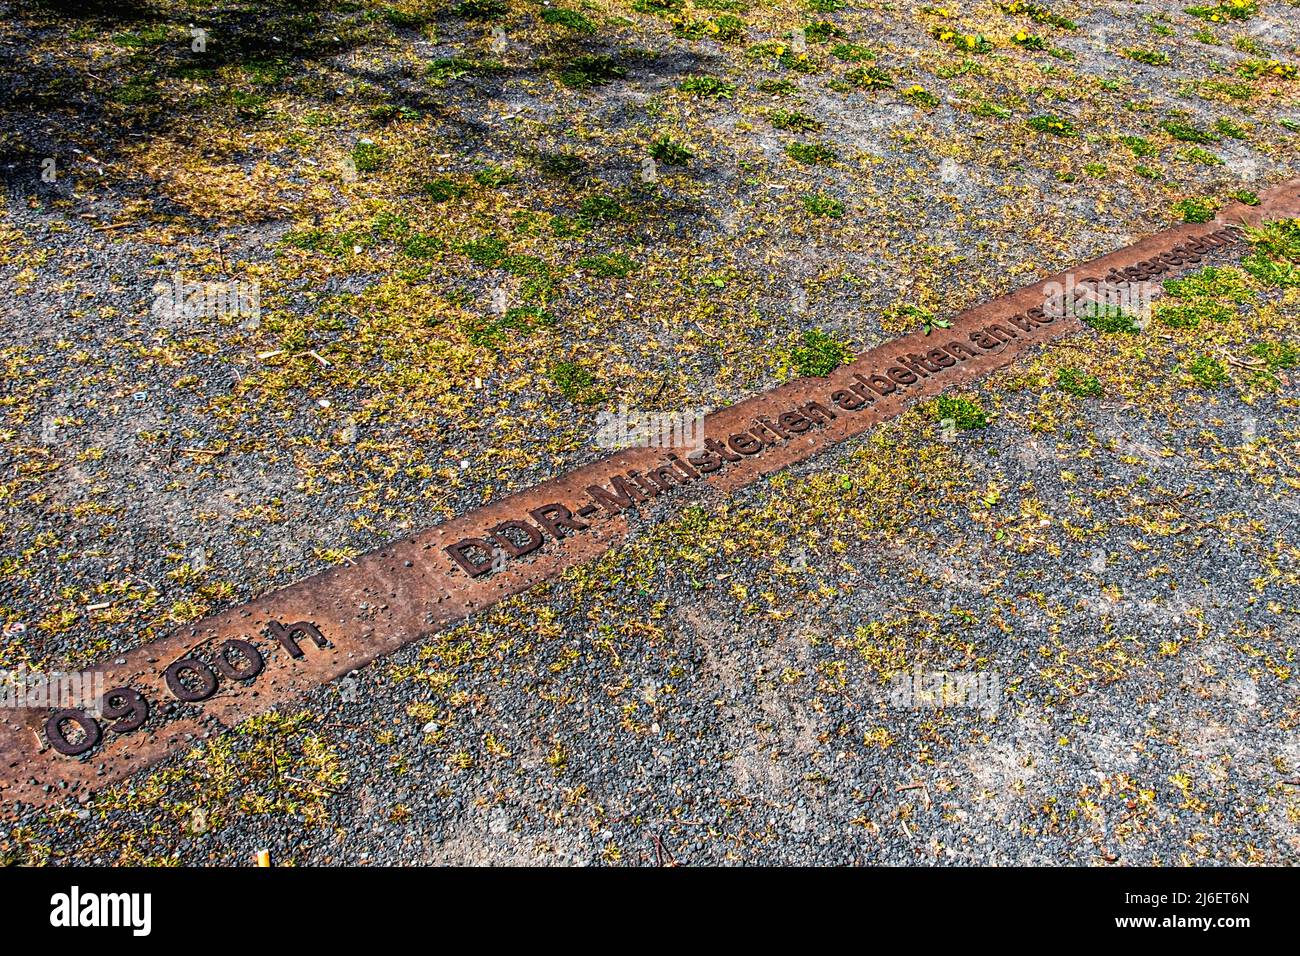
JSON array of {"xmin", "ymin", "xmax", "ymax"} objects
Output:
[
  {"xmin": 1154, "ymin": 301, "xmax": 1232, "ymax": 329},
  {"xmin": 649, "ymin": 136, "xmax": 694, "ymax": 165},
  {"xmin": 935, "ymin": 61, "xmax": 978, "ymax": 80},
  {"xmin": 934, "ymin": 395, "xmax": 989, "ymax": 430},
  {"xmin": 1164, "ymin": 266, "xmax": 1255, "ymax": 302},
  {"xmin": 999, "ymin": 1, "xmax": 1077, "ymax": 30},
  {"xmin": 747, "ymin": 39, "xmax": 815, "ymax": 72},
  {"xmin": 1201, "ymin": 79, "xmax": 1255, "ymax": 100},
  {"xmin": 457, "ymin": 0, "xmax": 507, "ymax": 18},
  {"xmin": 893, "ymin": 304, "xmax": 951, "ymax": 335},
  {"xmin": 1057, "ymin": 367, "xmax": 1102, "ymax": 398},
  {"xmin": 226, "ymin": 90, "xmax": 270, "ymax": 117},
  {"xmin": 1078, "ymin": 304, "xmax": 1141, "ymax": 334},
  {"xmin": 378, "ymin": 5, "xmax": 432, "ymax": 28},
  {"xmin": 371, "ymin": 210, "xmax": 410, "ymax": 240},
  {"xmin": 1027, "ymin": 114, "xmax": 1077, "ymax": 137},
  {"xmin": 1214, "ymin": 117, "xmax": 1250, "ymax": 139},
  {"xmin": 830, "ymin": 42, "xmax": 873, "ymax": 61},
  {"xmin": 459, "ymin": 235, "xmax": 509, "ymax": 268},
  {"xmin": 633, "ymin": 0, "xmax": 683, "ymax": 13},
  {"xmin": 351, "ymin": 142, "xmax": 384, "ymax": 173},
  {"xmin": 1159, "ymin": 119, "xmax": 1219, "ymax": 143},
  {"xmin": 555, "ymin": 54, "xmax": 627, "ymax": 88},
  {"xmin": 1240, "ymin": 220, "xmax": 1300, "ymax": 286},
  {"xmin": 578, "ymin": 252, "xmax": 637, "ymax": 277},
  {"xmin": 112, "ymin": 24, "xmax": 175, "ymax": 48},
  {"xmin": 550, "ymin": 217, "xmax": 581, "ymax": 241},
  {"xmin": 1172, "ymin": 197, "xmax": 1218, "ymax": 223},
  {"xmin": 283, "ymin": 228, "xmax": 367, "ymax": 257},
  {"xmin": 1245, "ymin": 218, "xmax": 1300, "ymax": 261},
  {"xmin": 1249, "ymin": 340, "xmax": 1300, "ymax": 371},
  {"xmin": 1186, "ymin": 0, "xmax": 1257, "ymax": 23},
  {"xmin": 577, "ymin": 194, "xmax": 628, "ymax": 226},
  {"xmin": 549, "ymin": 361, "xmax": 603, "ymax": 403},
  {"xmin": 1182, "ymin": 146, "xmax": 1223, "ymax": 166},
  {"xmin": 541, "ymin": 8, "xmax": 597, "ymax": 32},
  {"xmin": 799, "ymin": 20, "xmax": 839, "ymax": 42},
  {"xmin": 770, "ymin": 109, "xmax": 822, "ymax": 132},
  {"xmin": 679, "ymin": 75, "xmax": 736, "ymax": 97},
  {"xmin": 1125, "ymin": 48, "xmax": 1172, "ymax": 66},
  {"xmin": 1010, "ymin": 31, "xmax": 1047, "ymax": 51},
  {"xmin": 932, "ymin": 28, "xmax": 994, "ymax": 54},
  {"xmin": 1241, "ymin": 254, "xmax": 1298, "ymax": 286},
  {"xmin": 1184, "ymin": 354, "xmax": 1229, "ymax": 389},
  {"xmin": 369, "ymin": 103, "xmax": 419, "ymax": 125},
  {"xmin": 1237, "ymin": 59, "xmax": 1298, "ymax": 80},
  {"xmin": 536, "ymin": 151, "xmax": 586, "ymax": 180},
  {"xmin": 111, "ymin": 77, "xmax": 161, "ymax": 105},
  {"xmin": 790, "ymin": 329, "xmax": 851, "ymax": 376},
  {"xmin": 421, "ymin": 177, "xmax": 468, "ymax": 201},
  {"xmin": 1230, "ymin": 37, "xmax": 1261, "ymax": 56},
  {"xmin": 785, "ymin": 141, "xmax": 838, "ymax": 164},
  {"xmin": 845, "ymin": 65, "xmax": 894, "ymax": 90},
  {"xmin": 972, "ymin": 101, "xmax": 1013, "ymax": 119},
  {"xmin": 402, "ymin": 233, "xmax": 445, "ymax": 258},
  {"xmin": 464, "ymin": 304, "xmax": 556, "ymax": 347},
  {"xmin": 1147, "ymin": 17, "xmax": 1175, "ymax": 37},
  {"xmin": 1248, "ymin": 340, "xmax": 1300, "ymax": 374},
  {"xmin": 675, "ymin": 13, "xmax": 747, "ymax": 41},
  {"xmin": 242, "ymin": 58, "xmax": 292, "ymax": 86},
  {"xmin": 1229, "ymin": 189, "xmax": 1259, "ymax": 206},
  {"xmin": 474, "ymin": 165, "xmax": 516, "ymax": 188},
  {"xmin": 801, "ymin": 192, "xmax": 844, "ymax": 218},
  {"xmin": 902, "ymin": 85, "xmax": 940, "ymax": 108},
  {"xmin": 427, "ymin": 56, "xmax": 504, "ymax": 81}
]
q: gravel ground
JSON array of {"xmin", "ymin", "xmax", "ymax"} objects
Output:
[{"xmin": 0, "ymin": 0, "xmax": 1297, "ymax": 864}]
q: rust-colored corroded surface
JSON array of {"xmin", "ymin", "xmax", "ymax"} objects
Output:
[{"xmin": 3, "ymin": 181, "xmax": 1297, "ymax": 808}]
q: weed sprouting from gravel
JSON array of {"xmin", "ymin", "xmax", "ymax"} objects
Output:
[
  {"xmin": 790, "ymin": 329, "xmax": 851, "ymax": 376},
  {"xmin": 1057, "ymin": 366, "xmax": 1103, "ymax": 397},
  {"xmin": 933, "ymin": 394, "xmax": 989, "ymax": 430}
]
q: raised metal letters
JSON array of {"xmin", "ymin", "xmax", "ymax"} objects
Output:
[{"xmin": 2, "ymin": 186, "xmax": 1296, "ymax": 807}]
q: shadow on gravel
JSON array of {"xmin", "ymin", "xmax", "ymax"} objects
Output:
[{"xmin": 1, "ymin": 0, "xmax": 712, "ymax": 220}]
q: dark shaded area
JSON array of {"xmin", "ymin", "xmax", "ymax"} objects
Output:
[{"xmin": 0, "ymin": 0, "xmax": 713, "ymax": 225}]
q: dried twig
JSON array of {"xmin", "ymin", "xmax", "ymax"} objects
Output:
[
  {"xmin": 285, "ymin": 773, "xmax": 342, "ymax": 795},
  {"xmin": 897, "ymin": 781, "xmax": 932, "ymax": 809}
]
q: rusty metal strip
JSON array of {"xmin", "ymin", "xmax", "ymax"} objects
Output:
[{"xmin": 4, "ymin": 182, "xmax": 1299, "ymax": 808}]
